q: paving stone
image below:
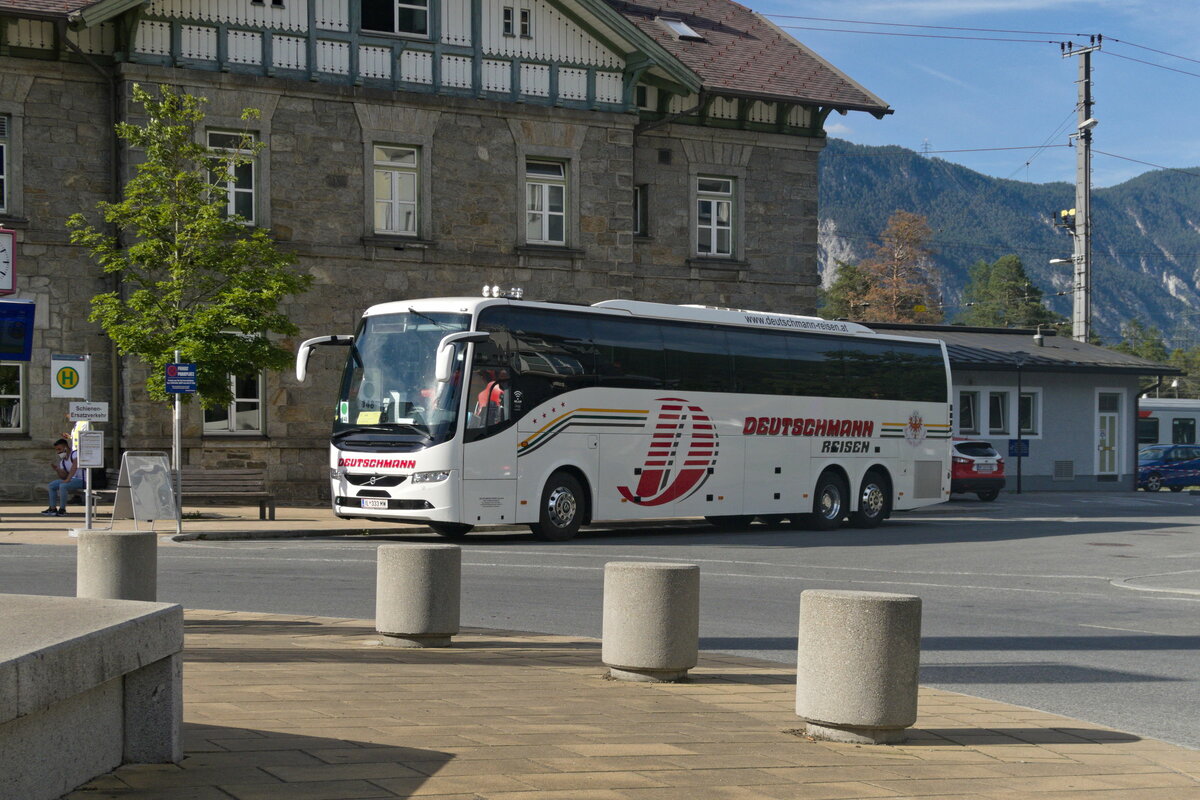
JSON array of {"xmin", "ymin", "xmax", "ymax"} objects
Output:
[{"xmin": 68, "ymin": 610, "xmax": 1200, "ymax": 800}]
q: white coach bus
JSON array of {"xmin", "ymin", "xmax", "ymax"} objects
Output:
[{"xmin": 295, "ymin": 295, "xmax": 953, "ymax": 540}]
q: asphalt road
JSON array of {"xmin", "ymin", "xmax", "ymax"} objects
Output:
[{"xmin": 3, "ymin": 492, "xmax": 1198, "ymax": 749}]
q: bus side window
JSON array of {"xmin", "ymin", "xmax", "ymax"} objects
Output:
[
  {"xmin": 664, "ymin": 324, "xmax": 732, "ymax": 392},
  {"xmin": 728, "ymin": 329, "xmax": 792, "ymax": 395},
  {"xmin": 593, "ymin": 317, "xmax": 665, "ymax": 389},
  {"xmin": 1173, "ymin": 417, "xmax": 1196, "ymax": 444}
]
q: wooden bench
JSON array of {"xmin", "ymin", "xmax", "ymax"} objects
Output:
[
  {"xmin": 177, "ymin": 467, "xmax": 277, "ymax": 520},
  {"xmin": 91, "ymin": 467, "xmax": 276, "ymax": 520}
]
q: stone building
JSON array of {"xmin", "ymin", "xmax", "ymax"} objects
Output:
[{"xmin": 0, "ymin": 0, "xmax": 889, "ymax": 503}]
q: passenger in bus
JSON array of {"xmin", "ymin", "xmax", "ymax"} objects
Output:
[{"xmin": 469, "ymin": 368, "xmax": 509, "ymax": 428}]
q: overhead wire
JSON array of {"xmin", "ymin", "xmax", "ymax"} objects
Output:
[
  {"xmin": 772, "ymin": 24, "xmax": 1060, "ymax": 44},
  {"xmin": 755, "ymin": 12, "xmax": 1200, "ymax": 288},
  {"xmin": 1100, "ymin": 50, "xmax": 1200, "ymax": 80},
  {"xmin": 763, "ymin": 13, "xmax": 1089, "ymax": 37}
]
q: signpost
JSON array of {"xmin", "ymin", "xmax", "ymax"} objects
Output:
[
  {"xmin": 69, "ymin": 401, "xmax": 109, "ymax": 422},
  {"xmin": 77, "ymin": 430, "xmax": 105, "ymax": 530},
  {"xmin": 165, "ymin": 362, "xmax": 197, "ymax": 393},
  {"xmin": 166, "ymin": 358, "xmax": 196, "ymax": 535},
  {"xmin": 50, "ymin": 354, "xmax": 89, "ymax": 399}
]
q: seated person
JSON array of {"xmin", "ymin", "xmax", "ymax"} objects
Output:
[{"xmin": 43, "ymin": 438, "xmax": 83, "ymax": 517}]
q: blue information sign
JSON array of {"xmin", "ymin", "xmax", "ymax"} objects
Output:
[
  {"xmin": 0, "ymin": 299, "xmax": 34, "ymax": 361},
  {"xmin": 165, "ymin": 362, "xmax": 197, "ymax": 393},
  {"xmin": 1008, "ymin": 438, "xmax": 1030, "ymax": 458}
]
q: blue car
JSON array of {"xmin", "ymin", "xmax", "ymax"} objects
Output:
[{"xmin": 1137, "ymin": 444, "xmax": 1200, "ymax": 491}]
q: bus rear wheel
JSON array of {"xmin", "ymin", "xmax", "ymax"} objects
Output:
[
  {"xmin": 530, "ymin": 471, "xmax": 585, "ymax": 541},
  {"xmin": 811, "ymin": 472, "xmax": 848, "ymax": 531},
  {"xmin": 428, "ymin": 521, "xmax": 473, "ymax": 538},
  {"xmin": 849, "ymin": 470, "xmax": 890, "ymax": 528}
]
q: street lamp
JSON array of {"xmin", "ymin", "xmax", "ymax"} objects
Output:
[{"xmin": 1013, "ymin": 352, "xmax": 1029, "ymax": 494}]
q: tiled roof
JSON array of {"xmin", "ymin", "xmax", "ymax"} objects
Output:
[
  {"xmin": 869, "ymin": 323, "xmax": 1183, "ymax": 376},
  {"xmin": 0, "ymin": 0, "xmax": 91, "ymax": 14},
  {"xmin": 605, "ymin": 0, "xmax": 890, "ymax": 112}
]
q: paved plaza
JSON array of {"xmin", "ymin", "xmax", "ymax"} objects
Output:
[{"xmin": 3, "ymin": 505, "xmax": 1198, "ymax": 798}]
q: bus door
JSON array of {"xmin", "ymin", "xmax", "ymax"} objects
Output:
[{"xmin": 461, "ymin": 344, "xmax": 518, "ymax": 525}]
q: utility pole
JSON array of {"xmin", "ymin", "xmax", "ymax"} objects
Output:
[{"xmin": 1063, "ymin": 37, "xmax": 1100, "ymax": 342}]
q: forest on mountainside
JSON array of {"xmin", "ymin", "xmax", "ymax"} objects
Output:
[{"xmin": 817, "ymin": 138, "xmax": 1200, "ymax": 346}]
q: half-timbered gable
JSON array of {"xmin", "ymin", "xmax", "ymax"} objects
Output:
[{"xmin": 0, "ymin": 0, "xmax": 890, "ymax": 502}]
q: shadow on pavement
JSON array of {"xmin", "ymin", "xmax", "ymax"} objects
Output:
[
  {"xmin": 920, "ymin": 662, "xmax": 1184, "ymax": 684},
  {"xmin": 922, "ymin": 634, "xmax": 1200, "ymax": 651},
  {"xmin": 906, "ymin": 726, "xmax": 1142, "ymax": 746},
  {"xmin": 68, "ymin": 724, "xmax": 454, "ymax": 798}
]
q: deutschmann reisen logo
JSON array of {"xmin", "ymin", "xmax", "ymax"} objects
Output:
[
  {"xmin": 618, "ymin": 398, "xmax": 718, "ymax": 506},
  {"xmin": 337, "ymin": 458, "xmax": 416, "ymax": 469},
  {"xmin": 744, "ymin": 416, "xmax": 875, "ymax": 454}
]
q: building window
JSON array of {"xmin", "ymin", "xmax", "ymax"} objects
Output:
[
  {"xmin": 633, "ymin": 184, "xmax": 648, "ymax": 237},
  {"xmin": 988, "ymin": 391, "xmax": 1009, "ymax": 435},
  {"xmin": 1019, "ymin": 391, "xmax": 1039, "ymax": 435},
  {"xmin": 0, "ymin": 362, "xmax": 22, "ymax": 431},
  {"xmin": 526, "ymin": 160, "xmax": 566, "ymax": 245},
  {"xmin": 204, "ymin": 373, "xmax": 263, "ymax": 433},
  {"xmin": 0, "ymin": 114, "xmax": 8, "ymax": 214},
  {"xmin": 502, "ymin": 6, "xmax": 513, "ymax": 35},
  {"xmin": 696, "ymin": 176, "xmax": 733, "ymax": 257},
  {"xmin": 519, "ymin": 8, "xmax": 531, "ymax": 36},
  {"xmin": 373, "ymin": 145, "xmax": 419, "ymax": 235},
  {"xmin": 207, "ymin": 130, "xmax": 256, "ymax": 224},
  {"xmin": 362, "ymin": 0, "xmax": 429, "ymax": 36},
  {"xmin": 958, "ymin": 390, "xmax": 979, "ymax": 435}
]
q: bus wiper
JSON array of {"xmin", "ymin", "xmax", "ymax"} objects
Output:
[{"xmin": 408, "ymin": 307, "xmax": 452, "ymax": 330}]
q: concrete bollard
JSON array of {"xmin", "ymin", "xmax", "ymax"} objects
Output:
[
  {"xmin": 795, "ymin": 589, "xmax": 922, "ymax": 744},
  {"xmin": 76, "ymin": 530, "xmax": 157, "ymax": 602},
  {"xmin": 375, "ymin": 544, "xmax": 460, "ymax": 647},
  {"xmin": 602, "ymin": 561, "xmax": 699, "ymax": 682}
]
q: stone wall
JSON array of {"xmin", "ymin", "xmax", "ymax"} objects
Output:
[{"xmin": 0, "ymin": 61, "xmax": 825, "ymax": 504}]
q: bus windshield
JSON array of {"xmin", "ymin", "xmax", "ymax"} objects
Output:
[{"xmin": 334, "ymin": 310, "xmax": 470, "ymax": 448}]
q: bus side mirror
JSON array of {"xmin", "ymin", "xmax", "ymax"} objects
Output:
[
  {"xmin": 435, "ymin": 331, "xmax": 491, "ymax": 382},
  {"xmin": 295, "ymin": 335, "xmax": 354, "ymax": 382}
]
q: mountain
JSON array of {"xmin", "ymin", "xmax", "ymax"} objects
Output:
[{"xmin": 817, "ymin": 138, "xmax": 1200, "ymax": 346}]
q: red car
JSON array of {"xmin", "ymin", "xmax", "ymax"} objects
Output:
[{"xmin": 951, "ymin": 439, "xmax": 1005, "ymax": 501}]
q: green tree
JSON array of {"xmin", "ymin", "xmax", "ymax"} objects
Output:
[
  {"xmin": 68, "ymin": 84, "xmax": 311, "ymax": 408},
  {"xmin": 1167, "ymin": 346, "xmax": 1200, "ymax": 398},
  {"xmin": 819, "ymin": 261, "xmax": 872, "ymax": 320},
  {"xmin": 955, "ymin": 254, "xmax": 1066, "ymax": 329},
  {"xmin": 1110, "ymin": 319, "xmax": 1169, "ymax": 362},
  {"xmin": 856, "ymin": 210, "xmax": 943, "ymax": 323}
]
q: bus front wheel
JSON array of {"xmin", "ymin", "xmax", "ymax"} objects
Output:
[
  {"xmin": 849, "ymin": 470, "xmax": 890, "ymax": 528},
  {"xmin": 811, "ymin": 473, "xmax": 848, "ymax": 531},
  {"xmin": 428, "ymin": 521, "xmax": 473, "ymax": 538},
  {"xmin": 530, "ymin": 471, "xmax": 584, "ymax": 541}
]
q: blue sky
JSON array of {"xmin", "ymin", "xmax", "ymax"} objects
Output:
[{"xmin": 754, "ymin": 0, "xmax": 1200, "ymax": 187}]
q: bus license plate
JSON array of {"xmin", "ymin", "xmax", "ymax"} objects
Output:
[{"xmin": 361, "ymin": 498, "xmax": 388, "ymax": 509}]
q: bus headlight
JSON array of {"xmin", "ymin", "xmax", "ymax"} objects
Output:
[{"xmin": 411, "ymin": 470, "xmax": 451, "ymax": 484}]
